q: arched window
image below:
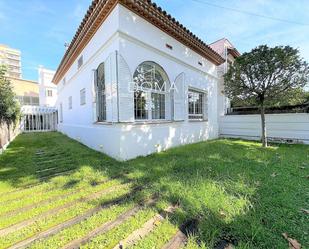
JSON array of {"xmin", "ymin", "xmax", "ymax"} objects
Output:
[
  {"xmin": 133, "ymin": 61, "xmax": 170, "ymax": 120},
  {"xmin": 96, "ymin": 63, "xmax": 106, "ymax": 121}
]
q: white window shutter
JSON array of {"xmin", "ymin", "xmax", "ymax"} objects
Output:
[
  {"xmin": 104, "ymin": 52, "xmax": 117, "ymax": 122},
  {"xmin": 173, "ymin": 72, "xmax": 185, "ymax": 121},
  {"xmin": 117, "ymin": 53, "xmax": 134, "ymax": 122},
  {"xmin": 92, "ymin": 69, "xmax": 98, "ymax": 123},
  {"xmin": 203, "ymin": 91, "xmax": 208, "ymax": 120}
]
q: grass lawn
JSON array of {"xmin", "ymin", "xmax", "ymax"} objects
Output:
[{"xmin": 0, "ymin": 132, "xmax": 308, "ymax": 249}]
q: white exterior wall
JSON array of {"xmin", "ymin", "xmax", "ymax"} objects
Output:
[
  {"xmin": 57, "ymin": 5, "xmax": 220, "ymax": 160},
  {"xmin": 38, "ymin": 66, "xmax": 57, "ymax": 107},
  {"xmin": 220, "ymin": 114, "xmax": 309, "ymax": 144}
]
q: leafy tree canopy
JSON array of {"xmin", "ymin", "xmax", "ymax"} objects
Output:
[
  {"xmin": 0, "ymin": 66, "xmax": 20, "ymax": 126},
  {"xmin": 231, "ymin": 88, "xmax": 309, "ymax": 107},
  {"xmin": 224, "ymin": 45, "xmax": 309, "ymax": 147},
  {"xmin": 224, "ymin": 45, "xmax": 309, "ymax": 107}
]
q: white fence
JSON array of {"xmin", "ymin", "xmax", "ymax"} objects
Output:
[
  {"xmin": 0, "ymin": 122, "xmax": 19, "ymax": 153},
  {"xmin": 21, "ymin": 106, "xmax": 58, "ymax": 132},
  {"xmin": 219, "ymin": 113, "xmax": 309, "ymax": 144}
]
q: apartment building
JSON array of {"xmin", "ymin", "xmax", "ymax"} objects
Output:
[{"xmin": 0, "ymin": 44, "xmax": 22, "ymax": 79}]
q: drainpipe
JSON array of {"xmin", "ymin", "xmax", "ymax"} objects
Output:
[{"xmin": 115, "ymin": 50, "xmax": 120, "ymax": 123}]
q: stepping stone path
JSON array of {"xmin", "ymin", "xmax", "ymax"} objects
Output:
[
  {"xmin": 0, "ymin": 183, "xmax": 126, "ymax": 237},
  {"xmin": 0, "ymin": 147, "xmax": 192, "ymax": 249}
]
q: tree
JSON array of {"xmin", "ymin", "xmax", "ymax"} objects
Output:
[
  {"xmin": 224, "ymin": 45, "xmax": 309, "ymax": 147},
  {"xmin": 0, "ymin": 66, "xmax": 20, "ymax": 143},
  {"xmin": 230, "ymin": 88, "xmax": 309, "ymax": 107}
]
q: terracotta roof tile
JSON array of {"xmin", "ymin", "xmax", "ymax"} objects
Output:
[{"xmin": 53, "ymin": 0, "xmax": 224, "ymax": 84}]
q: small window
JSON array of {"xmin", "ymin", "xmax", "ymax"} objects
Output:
[
  {"xmin": 198, "ymin": 61, "xmax": 203, "ymax": 66},
  {"xmin": 47, "ymin": 89, "xmax": 53, "ymax": 97},
  {"xmin": 188, "ymin": 90, "xmax": 204, "ymax": 120},
  {"xmin": 166, "ymin": 43, "xmax": 173, "ymax": 50},
  {"xmin": 68, "ymin": 96, "xmax": 72, "ymax": 110},
  {"xmin": 78, "ymin": 55, "xmax": 83, "ymax": 69},
  {"xmin": 62, "ymin": 77, "xmax": 66, "ymax": 85},
  {"xmin": 80, "ymin": 88, "xmax": 86, "ymax": 105}
]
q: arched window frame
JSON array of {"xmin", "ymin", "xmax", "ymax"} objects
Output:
[
  {"xmin": 96, "ymin": 62, "xmax": 106, "ymax": 122},
  {"xmin": 133, "ymin": 61, "xmax": 171, "ymax": 121}
]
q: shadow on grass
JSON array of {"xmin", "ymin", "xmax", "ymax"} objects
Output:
[{"xmin": 0, "ymin": 132, "xmax": 308, "ymax": 248}]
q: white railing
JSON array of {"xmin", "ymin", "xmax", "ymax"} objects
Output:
[{"xmin": 20, "ymin": 106, "xmax": 58, "ymax": 132}]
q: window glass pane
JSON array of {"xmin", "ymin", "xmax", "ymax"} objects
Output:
[
  {"xmin": 68, "ymin": 96, "xmax": 72, "ymax": 109},
  {"xmin": 47, "ymin": 90, "xmax": 53, "ymax": 97},
  {"xmin": 133, "ymin": 61, "xmax": 169, "ymax": 121},
  {"xmin": 96, "ymin": 63, "xmax": 106, "ymax": 121},
  {"xmin": 80, "ymin": 88, "xmax": 86, "ymax": 105},
  {"xmin": 24, "ymin": 96, "xmax": 31, "ymax": 105},
  {"xmin": 188, "ymin": 90, "xmax": 204, "ymax": 120},
  {"xmin": 188, "ymin": 92, "xmax": 194, "ymax": 115},
  {"xmin": 151, "ymin": 93, "xmax": 165, "ymax": 120},
  {"xmin": 78, "ymin": 56, "xmax": 83, "ymax": 69},
  {"xmin": 134, "ymin": 91, "xmax": 148, "ymax": 120},
  {"xmin": 32, "ymin": 97, "xmax": 39, "ymax": 106}
]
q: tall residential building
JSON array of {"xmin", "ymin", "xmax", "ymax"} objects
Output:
[
  {"xmin": 10, "ymin": 77, "xmax": 39, "ymax": 106},
  {"xmin": 0, "ymin": 44, "xmax": 22, "ymax": 79}
]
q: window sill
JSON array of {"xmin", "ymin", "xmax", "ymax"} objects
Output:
[
  {"xmin": 188, "ymin": 119, "xmax": 208, "ymax": 122},
  {"xmin": 94, "ymin": 120, "xmax": 209, "ymax": 125},
  {"xmin": 132, "ymin": 120, "xmax": 183, "ymax": 125},
  {"xmin": 93, "ymin": 120, "xmax": 185, "ymax": 126},
  {"xmin": 93, "ymin": 121, "xmax": 113, "ymax": 125}
]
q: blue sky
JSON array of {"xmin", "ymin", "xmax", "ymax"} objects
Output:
[{"xmin": 0, "ymin": 0, "xmax": 308, "ymax": 81}]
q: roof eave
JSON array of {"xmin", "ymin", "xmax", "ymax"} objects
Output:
[{"xmin": 52, "ymin": 0, "xmax": 224, "ymax": 84}]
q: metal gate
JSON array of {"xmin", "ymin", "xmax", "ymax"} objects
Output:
[{"xmin": 20, "ymin": 106, "xmax": 58, "ymax": 132}]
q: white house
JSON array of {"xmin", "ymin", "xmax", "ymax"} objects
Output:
[
  {"xmin": 38, "ymin": 66, "xmax": 57, "ymax": 107},
  {"xmin": 53, "ymin": 0, "xmax": 226, "ymax": 160}
]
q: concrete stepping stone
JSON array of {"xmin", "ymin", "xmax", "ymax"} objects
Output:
[
  {"xmin": 113, "ymin": 205, "xmax": 177, "ymax": 249},
  {"xmin": 35, "ymin": 167, "xmax": 58, "ymax": 173},
  {"xmin": 161, "ymin": 230, "xmax": 187, "ymax": 249}
]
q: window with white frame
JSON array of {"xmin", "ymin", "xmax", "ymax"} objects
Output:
[
  {"xmin": 68, "ymin": 96, "xmax": 72, "ymax": 110},
  {"xmin": 95, "ymin": 63, "xmax": 106, "ymax": 121},
  {"xmin": 80, "ymin": 88, "xmax": 86, "ymax": 105},
  {"xmin": 133, "ymin": 61, "xmax": 170, "ymax": 121},
  {"xmin": 188, "ymin": 89, "xmax": 204, "ymax": 120},
  {"xmin": 47, "ymin": 89, "xmax": 53, "ymax": 97}
]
